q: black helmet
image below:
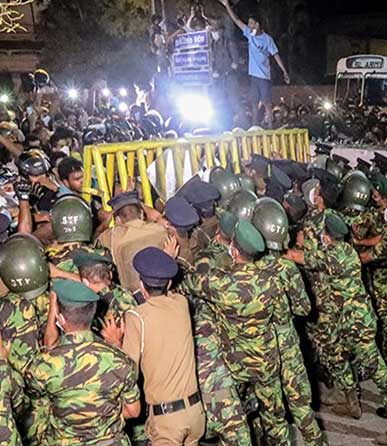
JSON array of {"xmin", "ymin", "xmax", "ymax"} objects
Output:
[
  {"xmin": 34, "ymin": 69, "xmax": 50, "ymax": 88},
  {"xmin": 51, "ymin": 195, "xmax": 93, "ymax": 243},
  {"xmin": 227, "ymin": 189, "xmax": 257, "ymax": 221},
  {"xmin": 341, "ymin": 170, "xmax": 371, "ymax": 211},
  {"xmin": 236, "ymin": 173, "xmax": 255, "ymax": 193},
  {"xmin": 252, "ymin": 197, "xmax": 289, "ymax": 250},
  {"xmin": 18, "ymin": 149, "xmax": 51, "ymax": 177},
  {"xmin": 326, "ymin": 159, "xmax": 344, "ymax": 180},
  {"xmin": 0, "ymin": 234, "xmax": 48, "ymax": 299}
]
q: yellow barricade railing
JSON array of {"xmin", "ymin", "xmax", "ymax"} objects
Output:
[{"xmin": 82, "ymin": 128, "xmax": 310, "ymax": 210}]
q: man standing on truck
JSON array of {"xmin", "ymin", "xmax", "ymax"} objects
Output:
[{"xmin": 219, "ymin": 0, "xmax": 290, "ymax": 128}]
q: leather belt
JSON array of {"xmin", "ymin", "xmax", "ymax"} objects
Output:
[{"xmin": 152, "ymin": 391, "xmax": 201, "ymax": 416}]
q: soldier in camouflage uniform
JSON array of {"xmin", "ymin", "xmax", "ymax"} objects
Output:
[
  {"xmin": 358, "ymin": 174, "xmax": 387, "ymax": 360},
  {"xmin": 183, "ymin": 211, "xmax": 252, "ymax": 446},
  {"xmin": 186, "ymin": 219, "xmax": 291, "ymax": 446},
  {"xmin": 26, "ymin": 279, "xmax": 141, "ymax": 446},
  {"xmin": 289, "ymin": 215, "xmax": 387, "ymax": 419},
  {"xmin": 253, "ymin": 199, "xmax": 327, "ymax": 445},
  {"xmin": 0, "ymin": 334, "xmax": 24, "ymax": 446}
]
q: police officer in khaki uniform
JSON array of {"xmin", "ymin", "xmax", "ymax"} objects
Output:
[
  {"xmin": 98, "ymin": 191, "xmax": 168, "ymax": 291},
  {"xmin": 122, "ymin": 247, "xmax": 205, "ymax": 446}
]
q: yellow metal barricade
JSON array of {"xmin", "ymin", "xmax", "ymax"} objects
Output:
[{"xmin": 83, "ymin": 128, "xmax": 310, "ymax": 210}]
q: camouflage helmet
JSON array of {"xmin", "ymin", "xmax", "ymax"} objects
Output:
[
  {"xmin": 0, "ymin": 234, "xmax": 48, "ymax": 299},
  {"xmin": 227, "ymin": 189, "xmax": 257, "ymax": 221},
  {"xmin": 51, "ymin": 195, "xmax": 93, "ymax": 243},
  {"xmin": 236, "ymin": 173, "xmax": 256, "ymax": 193},
  {"xmin": 209, "ymin": 167, "xmax": 241, "ymax": 205},
  {"xmin": 252, "ymin": 197, "xmax": 289, "ymax": 250},
  {"xmin": 341, "ymin": 170, "xmax": 371, "ymax": 212},
  {"xmin": 18, "ymin": 149, "xmax": 51, "ymax": 177},
  {"xmin": 326, "ymin": 158, "xmax": 344, "ymax": 180}
]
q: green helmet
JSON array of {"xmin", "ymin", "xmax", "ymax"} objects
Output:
[
  {"xmin": 0, "ymin": 234, "xmax": 49, "ymax": 299},
  {"xmin": 210, "ymin": 167, "xmax": 241, "ymax": 205},
  {"xmin": 326, "ymin": 159, "xmax": 344, "ymax": 180},
  {"xmin": 341, "ymin": 171, "xmax": 371, "ymax": 212},
  {"xmin": 51, "ymin": 195, "xmax": 93, "ymax": 243},
  {"xmin": 236, "ymin": 173, "xmax": 256, "ymax": 193},
  {"xmin": 227, "ymin": 189, "xmax": 257, "ymax": 221},
  {"xmin": 252, "ymin": 197, "xmax": 289, "ymax": 250}
]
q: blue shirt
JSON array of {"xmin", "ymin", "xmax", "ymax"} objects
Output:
[
  {"xmin": 57, "ymin": 184, "xmax": 73, "ymax": 197},
  {"xmin": 243, "ymin": 26, "xmax": 279, "ymax": 80}
]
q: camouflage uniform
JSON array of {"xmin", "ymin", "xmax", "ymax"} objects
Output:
[
  {"xmin": 46, "ymin": 243, "xmax": 109, "ymax": 273},
  {"xmin": 0, "ymin": 293, "xmax": 39, "ymax": 375},
  {"xmin": 305, "ymin": 241, "xmax": 387, "ymax": 408},
  {"xmin": 186, "ymin": 261, "xmax": 290, "ymax": 446},
  {"xmin": 26, "ymin": 331, "xmax": 140, "ymax": 446},
  {"xmin": 186, "ymin": 242, "xmax": 251, "ymax": 446},
  {"xmin": 94, "ymin": 285, "xmax": 138, "ymax": 333},
  {"xmin": 0, "ymin": 358, "xmax": 24, "ymax": 446},
  {"xmin": 302, "ymin": 207, "xmax": 339, "ymax": 370},
  {"xmin": 258, "ymin": 253, "xmax": 326, "ymax": 446}
]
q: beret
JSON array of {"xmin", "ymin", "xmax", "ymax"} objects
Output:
[
  {"xmin": 325, "ymin": 214, "xmax": 348, "ymax": 240},
  {"xmin": 73, "ymin": 251, "xmax": 112, "ymax": 268},
  {"xmin": 53, "ymin": 279, "xmax": 100, "ymax": 307},
  {"xmin": 218, "ymin": 210, "xmax": 237, "ymax": 238},
  {"xmin": 234, "ymin": 219, "xmax": 265, "ymax": 256}
]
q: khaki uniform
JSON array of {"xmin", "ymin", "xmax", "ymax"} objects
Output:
[
  {"xmin": 122, "ymin": 293, "xmax": 205, "ymax": 446},
  {"xmin": 98, "ymin": 219, "xmax": 168, "ymax": 291}
]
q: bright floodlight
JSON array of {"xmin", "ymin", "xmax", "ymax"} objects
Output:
[
  {"xmin": 119, "ymin": 88, "xmax": 128, "ymax": 97},
  {"xmin": 323, "ymin": 101, "xmax": 333, "ymax": 111},
  {"xmin": 118, "ymin": 102, "xmax": 128, "ymax": 113},
  {"xmin": 67, "ymin": 88, "xmax": 79, "ymax": 100},
  {"xmin": 178, "ymin": 94, "xmax": 213, "ymax": 123},
  {"xmin": 0, "ymin": 94, "xmax": 9, "ymax": 104},
  {"xmin": 102, "ymin": 88, "xmax": 110, "ymax": 97}
]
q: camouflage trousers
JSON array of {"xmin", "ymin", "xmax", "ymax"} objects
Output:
[
  {"xmin": 276, "ymin": 324, "xmax": 327, "ymax": 446},
  {"xmin": 202, "ymin": 386, "xmax": 252, "ymax": 446},
  {"xmin": 329, "ymin": 319, "xmax": 387, "ymax": 408},
  {"xmin": 372, "ymin": 269, "xmax": 387, "ymax": 360}
]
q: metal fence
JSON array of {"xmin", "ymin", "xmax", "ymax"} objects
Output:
[{"xmin": 83, "ymin": 128, "xmax": 310, "ymax": 210}]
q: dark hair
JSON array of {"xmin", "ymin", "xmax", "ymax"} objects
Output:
[
  {"xmin": 57, "ymin": 157, "xmax": 83, "ymax": 181},
  {"xmin": 50, "ymin": 151, "xmax": 67, "ymax": 168},
  {"xmin": 116, "ymin": 204, "xmax": 142, "ymax": 221},
  {"xmin": 58, "ymin": 301, "xmax": 97, "ymax": 328},
  {"xmin": 142, "ymin": 281, "xmax": 169, "ymax": 296},
  {"xmin": 50, "ymin": 127, "xmax": 74, "ymax": 147},
  {"xmin": 152, "ymin": 14, "xmax": 162, "ymax": 23},
  {"xmin": 248, "ymin": 14, "xmax": 262, "ymax": 24},
  {"xmin": 79, "ymin": 263, "xmax": 111, "ymax": 283}
]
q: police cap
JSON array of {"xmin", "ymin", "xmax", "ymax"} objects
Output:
[
  {"xmin": 108, "ymin": 191, "xmax": 140, "ymax": 215},
  {"xmin": 133, "ymin": 247, "xmax": 178, "ymax": 287},
  {"xmin": 164, "ymin": 197, "xmax": 199, "ymax": 231}
]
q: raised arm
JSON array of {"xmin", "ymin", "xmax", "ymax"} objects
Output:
[{"xmin": 218, "ymin": 0, "xmax": 245, "ymax": 31}]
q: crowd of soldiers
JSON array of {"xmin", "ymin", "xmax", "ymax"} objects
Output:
[{"xmin": 2, "ymin": 139, "xmax": 387, "ymax": 446}]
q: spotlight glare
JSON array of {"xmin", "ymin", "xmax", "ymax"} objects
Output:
[
  {"xmin": 119, "ymin": 88, "xmax": 128, "ymax": 97},
  {"xmin": 323, "ymin": 101, "xmax": 333, "ymax": 111},
  {"xmin": 0, "ymin": 94, "xmax": 9, "ymax": 104},
  {"xmin": 177, "ymin": 94, "xmax": 213, "ymax": 123},
  {"xmin": 102, "ymin": 88, "xmax": 110, "ymax": 97},
  {"xmin": 118, "ymin": 102, "xmax": 128, "ymax": 113},
  {"xmin": 67, "ymin": 88, "xmax": 79, "ymax": 100}
]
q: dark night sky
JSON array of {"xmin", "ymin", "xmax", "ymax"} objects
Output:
[{"xmin": 310, "ymin": 1, "xmax": 387, "ymax": 17}]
